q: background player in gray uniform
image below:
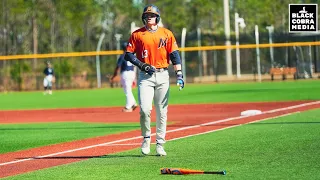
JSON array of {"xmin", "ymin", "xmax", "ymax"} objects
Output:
[
  {"xmin": 111, "ymin": 42, "xmax": 138, "ymax": 112},
  {"xmin": 43, "ymin": 61, "xmax": 55, "ymax": 95}
]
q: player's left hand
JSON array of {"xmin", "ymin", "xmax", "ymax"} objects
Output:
[{"xmin": 176, "ymin": 71, "xmax": 184, "ymax": 90}]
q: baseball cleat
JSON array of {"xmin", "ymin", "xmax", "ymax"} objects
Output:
[
  {"xmin": 156, "ymin": 143, "xmax": 167, "ymax": 156},
  {"xmin": 141, "ymin": 137, "xmax": 151, "ymax": 155},
  {"xmin": 122, "ymin": 108, "xmax": 133, "ymax": 112},
  {"xmin": 132, "ymin": 104, "xmax": 138, "ymax": 111}
]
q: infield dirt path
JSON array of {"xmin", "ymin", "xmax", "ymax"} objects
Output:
[{"xmin": 0, "ymin": 101, "xmax": 319, "ymax": 178}]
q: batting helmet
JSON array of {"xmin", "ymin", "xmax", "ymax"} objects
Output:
[
  {"xmin": 122, "ymin": 42, "xmax": 128, "ymax": 51},
  {"xmin": 141, "ymin": 4, "xmax": 161, "ymax": 25}
]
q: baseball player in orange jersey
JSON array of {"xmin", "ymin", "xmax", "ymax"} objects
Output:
[{"xmin": 125, "ymin": 4, "xmax": 184, "ymax": 156}]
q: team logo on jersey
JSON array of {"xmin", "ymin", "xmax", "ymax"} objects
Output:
[
  {"xmin": 289, "ymin": 4, "xmax": 318, "ymax": 32},
  {"xmin": 158, "ymin": 38, "xmax": 167, "ymax": 49}
]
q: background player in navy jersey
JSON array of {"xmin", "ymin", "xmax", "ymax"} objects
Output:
[
  {"xmin": 43, "ymin": 61, "xmax": 55, "ymax": 95},
  {"xmin": 111, "ymin": 42, "xmax": 138, "ymax": 112}
]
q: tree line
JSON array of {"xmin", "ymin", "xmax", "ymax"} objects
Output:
[
  {"xmin": 0, "ymin": 0, "xmax": 318, "ymax": 90},
  {"xmin": 1, "ymin": 0, "xmax": 318, "ymax": 55}
]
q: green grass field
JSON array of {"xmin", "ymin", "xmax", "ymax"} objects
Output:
[
  {"xmin": 4, "ymin": 109, "xmax": 320, "ymax": 180},
  {"xmin": 0, "ymin": 80, "xmax": 319, "ymax": 110},
  {"xmin": 1, "ymin": 80, "xmax": 320, "ymax": 179},
  {"xmin": 0, "ymin": 122, "xmax": 141, "ymax": 154}
]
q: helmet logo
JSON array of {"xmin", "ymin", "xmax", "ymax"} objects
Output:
[{"xmin": 147, "ymin": 6, "xmax": 152, "ymax": 12}]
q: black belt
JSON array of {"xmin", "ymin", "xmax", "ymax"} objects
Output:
[{"xmin": 155, "ymin": 67, "xmax": 168, "ymax": 72}]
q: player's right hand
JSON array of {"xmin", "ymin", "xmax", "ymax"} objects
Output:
[
  {"xmin": 52, "ymin": 77, "xmax": 56, "ymax": 83},
  {"xmin": 141, "ymin": 63, "xmax": 155, "ymax": 76}
]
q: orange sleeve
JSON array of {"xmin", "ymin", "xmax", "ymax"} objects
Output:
[
  {"xmin": 127, "ymin": 33, "xmax": 137, "ymax": 53},
  {"xmin": 166, "ymin": 30, "xmax": 179, "ymax": 53}
]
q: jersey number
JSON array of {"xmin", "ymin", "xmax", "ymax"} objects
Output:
[{"xmin": 142, "ymin": 50, "xmax": 148, "ymax": 58}]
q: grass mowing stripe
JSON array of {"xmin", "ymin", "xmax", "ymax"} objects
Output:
[{"xmin": 5, "ymin": 109, "xmax": 320, "ymax": 180}]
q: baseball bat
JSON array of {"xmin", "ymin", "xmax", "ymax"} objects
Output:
[{"xmin": 160, "ymin": 168, "xmax": 226, "ymax": 175}]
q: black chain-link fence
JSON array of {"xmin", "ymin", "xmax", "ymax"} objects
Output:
[{"xmin": 0, "ymin": 32, "xmax": 319, "ymax": 91}]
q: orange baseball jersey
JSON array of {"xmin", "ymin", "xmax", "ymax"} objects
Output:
[{"xmin": 127, "ymin": 27, "xmax": 179, "ymax": 69}]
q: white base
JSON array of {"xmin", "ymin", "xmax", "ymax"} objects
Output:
[{"xmin": 240, "ymin": 110, "xmax": 262, "ymax": 116}]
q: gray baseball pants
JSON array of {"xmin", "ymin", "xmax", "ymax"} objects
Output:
[{"xmin": 138, "ymin": 69, "xmax": 169, "ymax": 144}]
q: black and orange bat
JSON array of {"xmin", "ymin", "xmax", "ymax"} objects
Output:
[{"xmin": 160, "ymin": 168, "xmax": 226, "ymax": 175}]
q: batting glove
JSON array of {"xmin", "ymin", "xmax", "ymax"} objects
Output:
[
  {"xmin": 141, "ymin": 63, "xmax": 155, "ymax": 76},
  {"xmin": 176, "ymin": 70, "xmax": 184, "ymax": 90}
]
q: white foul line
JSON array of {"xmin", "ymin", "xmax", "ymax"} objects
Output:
[
  {"xmin": 168, "ymin": 112, "xmax": 300, "ymax": 142},
  {"xmin": 165, "ymin": 100, "xmax": 320, "ymax": 133},
  {"xmin": 0, "ymin": 101, "xmax": 319, "ymax": 167}
]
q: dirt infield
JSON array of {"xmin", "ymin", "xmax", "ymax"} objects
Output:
[{"xmin": 0, "ymin": 101, "xmax": 319, "ymax": 178}]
